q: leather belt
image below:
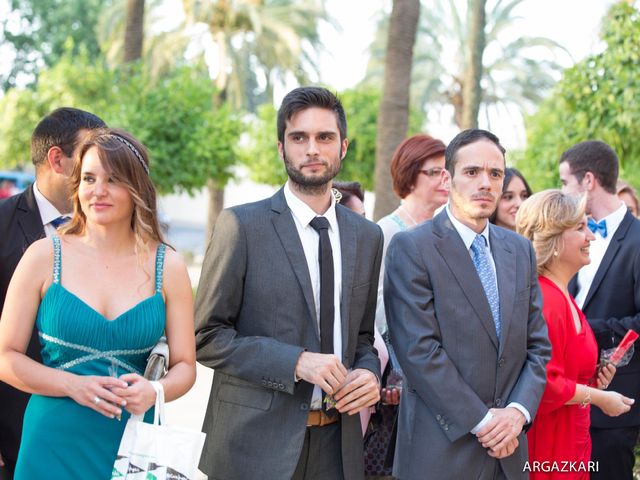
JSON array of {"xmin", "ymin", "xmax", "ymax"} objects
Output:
[{"xmin": 307, "ymin": 410, "xmax": 339, "ymax": 427}]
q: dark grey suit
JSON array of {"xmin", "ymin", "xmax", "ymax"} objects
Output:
[
  {"xmin": 194, "ymin": 188, "xmax": 383, "ymax": 480},
  {"xmin": 0, "ymin": 185, "xmax": 45, "ymax": 476},
  {"xmin": 384, "ymin": 210, "xmax": 550, "ymax": 480}
]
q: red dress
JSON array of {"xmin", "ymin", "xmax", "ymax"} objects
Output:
[{"xmin": 527, "ymin": 276, "xmax": 598, "ymax": 479}]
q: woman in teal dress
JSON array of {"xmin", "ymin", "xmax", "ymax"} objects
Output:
[{"xmin": 0, "ymin": 128, "xmax": 196, "ymax": 478}]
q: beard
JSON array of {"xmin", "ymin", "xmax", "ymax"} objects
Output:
[{"xmin": 283, "ymin": 149, "xmax": 342, "ymax": 196}]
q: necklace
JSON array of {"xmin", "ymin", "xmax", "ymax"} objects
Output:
[{"xmin": 399, "ymin": 205, "xmax": 419, "ymax": 226}]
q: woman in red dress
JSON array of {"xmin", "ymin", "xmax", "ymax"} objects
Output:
[{"xmin": 516, "ymin": 190, "xmax": 634, "ymax": 479}]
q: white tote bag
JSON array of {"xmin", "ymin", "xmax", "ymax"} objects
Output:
[{"xmin": 111, "ymin": 382, "xmax": 206, "ymax": 480}]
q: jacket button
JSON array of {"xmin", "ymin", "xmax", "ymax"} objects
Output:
[
  {"xmin": 436, "ymin": 414, "xmax": 442, "ymax": 421},
  {"xmin": 279, "ymin": 383, "xmax": 285, "ymax": 390},
  {"xmin": 443, "ymin": 425, "xmax": 449, "ymax": 431},
  {"xmin": 261, "ymin": 380, "xmax": 267, "ymax": 386},
  {"xmin": 495, "ymin": 398, "xmax": 502, "ymax": 407},
  {"xmin": 498, "ymin": 358, "xmax": 505, "ymax": 367},
  {"xmin": 300, "ymin": 403, "xmax": 309, "ymax": 411}
]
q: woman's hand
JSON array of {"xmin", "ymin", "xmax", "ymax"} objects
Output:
[
  {"xmin": 597, "ymin": 363, "xmax": 616, "ymax": 390},
  {"xmin": 112, "ymin": 373, "xmax": 157, "ymax": 416},
  {"xmin": 599, "ymin": 390, "xmax": 634, "ymax": 417},
  {"xmin": 381, "ymin": 386, "xmax": 400, "ymax": 405},
  {"xmin": 66, "ymin": 374, "xmax": 128, "ymax": 418}
]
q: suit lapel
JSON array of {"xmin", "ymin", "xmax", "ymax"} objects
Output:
[
  {"xmin": 270, "ymin": 189, "xmax": 319, "ymax": 343},
  {"xmin": 582, "ymin": 212, "xmax": 632, "ymax": 310},
  {"xmin": 433, "ymin": 212, "xmax": 499, "ymax": 350},
  {"xmin": 490, "ymin": 226, "xmax": 516, "ymax": 354},
  {"xmin": 17, "ymin": 185, "xmax": 46, "ymax": 245},
  {"xmin": 336, "ymin": 205, "xmax": 356, "ymax": 358}
]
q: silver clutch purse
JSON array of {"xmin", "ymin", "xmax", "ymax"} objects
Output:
[{"xmin": 143, "ymin": 336, "xmax": 169, "ymax": 381}]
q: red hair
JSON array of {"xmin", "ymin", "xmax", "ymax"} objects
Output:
[{"xmin": 390, "ymin": 134, "xmax": 446, "ymax": 198}]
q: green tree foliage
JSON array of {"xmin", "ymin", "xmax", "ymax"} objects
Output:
[
  {"xmin": 1, "ymin": 0, "xmax": 110, "ymax": 89},
  {"xmin": 522, "ymin": 1, "xmax": 640, "ymax": 190},
  {"xmin": 241, "ymin": 87, "xmax": 425, "ymax": 191},
  {"xmin": 0, "ymin": 51, "xmax": 241, "ymax": 194}
]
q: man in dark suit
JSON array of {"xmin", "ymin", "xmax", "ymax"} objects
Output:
[
  {"xmin": 560, "ymin": 140, "xmax": 640, "ymax": 480},
  {"xmin": 0, "ymin": 107, "xmax": 105, "ymax": 478},
  {"xmin": 385, "ymin": 129, "xmax": 551, "ymax": 480},
  {"xmin": 194, "ymin": 87, "xmax": 383, "ymax": 480}
]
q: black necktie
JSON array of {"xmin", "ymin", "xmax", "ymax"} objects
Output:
[
  {"xmin": 309, "ymin": 216, "xmax": 334, "ymax": 355},
  {"xmin": 50, "ymin": 216, "xmax": 70, "ymax": 228}
]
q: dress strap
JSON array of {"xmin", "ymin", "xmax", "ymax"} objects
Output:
[
  {"xmin": 52, "ymin": 235, "xmax": 62, "ymax": 284},
  {"xmin": 154, "ymin": 244, "xmax": 166, "ymax": 293}
]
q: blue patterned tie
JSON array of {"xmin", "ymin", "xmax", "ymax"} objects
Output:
[
  {"xmin": 50, "ymin": 216, "xmax": 70, "ymax": 228},
  {"xmin": 470, "ymin": 235, "xmax": 501, "ymax": 340},
  {"xmin": 587, "ymin": 217, "xmax": 607, "ymax": 238}
]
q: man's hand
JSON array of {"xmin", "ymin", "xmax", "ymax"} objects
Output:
[
  {"xmin": 333, "ymin": 369, "xmax": 380, "ymax": 415},
  {"xmin": 487, "ymin": 437, "xmax": 519, "ymax": 459},
  {"xmin": 476, "ymin": 407, "xmax": 526, "ymax": 456},
  {"xmin": 294, "ymin": 352, "xmax": 347, "ymax": 395},
  {"xmin": 0, "ymin": 448, "xmax": 4, "ymax": 467}
]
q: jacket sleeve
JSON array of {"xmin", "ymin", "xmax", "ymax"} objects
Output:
[{"xmin": 194, "ymin": 208, "xmax": 304, "ymax": 394}]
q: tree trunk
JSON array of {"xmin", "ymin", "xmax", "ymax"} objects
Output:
[
  {"xmin": 123, "ymin": 0, "xmax": 145, "ymax": 63},
  {"xmin": 373, "ymin": 0, "xmax": 420, "ymax": 221},
  {"xmin": 206, "ymin": 178, "xmax": 225, "ymax": 245},
  {"xmin": 461, "ymin": 0, "xmax": 487, "ymax": 129}
]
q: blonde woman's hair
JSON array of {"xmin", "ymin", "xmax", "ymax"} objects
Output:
[
  {"xmin": 515, "ymin": 189, "xmax": 587, "ymax": 275},
  {"xmin": 60, "ymin": 128, "xmax": 167, "ymax": 256}
]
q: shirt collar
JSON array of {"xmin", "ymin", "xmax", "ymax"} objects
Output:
[
  {"xmin": 284, "ymin": 181, "xmax": 338, "ymax": 231},
  {"xmin": 445, "ymin": 205, "xmax": 491, "ymax": 252},
  {"xmin": 33, "ymin": 181, "xmax": 65, "ymax": 226},
  {"xmin": 593, "ymin": 201, "xmax": 627, "ymax": 237}
]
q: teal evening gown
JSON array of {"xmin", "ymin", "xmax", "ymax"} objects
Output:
[{"xmin": 14, "ymin": 236, "xmax": 166, "ymax": 479}]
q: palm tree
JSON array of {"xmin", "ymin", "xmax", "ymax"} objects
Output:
[
  {"xmin": 373, "ymin": 0, "xmax": 421, "ymax": 220},
  {"xmin": 123, "ymin": 0, "xmax": 146, "ymax": 63},
  {"xmin": 461, "ymin": 0, "xmax": 487, "ymax": 128},
  {"xmin": 364, "ymin": 0, "xmax": 568, "ymax": 129}
]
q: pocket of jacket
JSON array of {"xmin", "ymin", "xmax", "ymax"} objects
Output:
[{"xmin": 218, "ymin": 381, "xmax": 274, "ymax": 410}]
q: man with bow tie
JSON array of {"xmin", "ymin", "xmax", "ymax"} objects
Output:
[
  {"xmin": 0, "ymin": 107, "xmax": 105, "ymax": 479},
  {"xmin": 559, "ymin": 140, "xmax": 640, "ymax": 480}
]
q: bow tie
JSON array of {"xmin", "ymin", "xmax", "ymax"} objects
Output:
[
  {"xmin": 50, "ymin": 216, "xmax": 71, "ymax": 228},
  {"xmin": 588, "ymin": 217, "xmax": 607, "ymax": 238}
]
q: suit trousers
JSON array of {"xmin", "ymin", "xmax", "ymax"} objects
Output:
[
  {"xmin": 0, "ymin": 462, "xmax": 14, "ymax": 480},
  {"xmin": 292, "ymin": 422, "xmax": 344, "ymax": 480},
  {"xmin": 590, "ymin": 425, "xmax": 639, "ymax": 480}
]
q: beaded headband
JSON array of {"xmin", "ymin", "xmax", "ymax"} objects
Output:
[{"xmin": 111, "ymin": 134, "xmax": 149, "ymax": 174}]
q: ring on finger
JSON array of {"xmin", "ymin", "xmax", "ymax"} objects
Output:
[
  {"xmin": 93, "ymin": 396, "xmax": 101, "ymax": 405},
  {"xmin": 602, "ymin": 383, "xmax": 608, "ymax": 389}
]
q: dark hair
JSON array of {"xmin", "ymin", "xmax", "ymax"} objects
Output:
[
  {"xmin": 445, "ymin": 129, "xmax": 505, "ymax": 177},
  {"xmin": 489, "ymin": 167, "xmax": 533, "ymax": 224},
  {"xmin": 277, "ymin": 87, "xmax": 347, "ymax": 143},
  {"xmin": 333, "ymin": 181, "xmax": 364, "ymax": 204},
  {"xmin": 390, "ymin": 134, "xmax": 446, "ymax": 198},
  {"xmin": 559, "ymin": 140, "xmax": 619, "ymax": 194},
  {"xmin": 31, "ymin": 107, "xmax": 106, "ymax": 168},
  {"xmin": 61, "ymin": 128, "xmax": 166, "ymax": 252}
]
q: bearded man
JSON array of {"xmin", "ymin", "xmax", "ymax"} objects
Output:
[{"xmin": 194, "ymin": 86, "xmax": 383, "ymax": 480}]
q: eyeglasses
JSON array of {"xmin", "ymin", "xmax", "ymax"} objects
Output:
[{"xmin": 419, "ymin": 167, "xmax": 444, "ymax": 178}]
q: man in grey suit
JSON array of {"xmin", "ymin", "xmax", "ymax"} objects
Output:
[
  {"xmin": 385, "ymin": 129, "xmax": 551, "ymax": 480},
  {"xmin": 195, "ymin": 86, "xmax": 383, "ymax": 480}
]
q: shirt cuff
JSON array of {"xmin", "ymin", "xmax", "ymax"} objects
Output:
[
  {"xmin": 507, "ymin": 402, "xmax": 531, "ymax": 423},
  {"xmin": 471, "ymin": 410, "xmax": 493, "ymax": 434}
]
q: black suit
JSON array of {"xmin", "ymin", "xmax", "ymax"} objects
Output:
[
  {"xmin": 0, "ymin": 185, "xmax": 45, "ymax": 477},
  {"xmin": 569, "ymin": 211, "xmax": 640, "ymax": 480}
]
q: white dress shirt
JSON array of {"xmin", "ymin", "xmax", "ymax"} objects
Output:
[
  {"xmin": 445, "ymin": 207, "xmax": 531, "ymax": 433},
  {"xmin": 33, "ymin": 182, "xmax": 70, "ymax": 238},
  {"xmin": 575, "ymin": 202, "xmax": 627, "ymax": 309},
  {"xmin": 284, "ymin": 182, "xmax": 343, "ymax": 410}
]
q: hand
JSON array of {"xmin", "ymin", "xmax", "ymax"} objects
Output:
[
  {"xmin": 381, "ymin": 386, "xmax": 400, "ymax": 405},
  {"xmin": 112, "ymin": 373, "xmax": 158, "ymax": 416},
  {"xmin": 487, "ymin": 437, "xmax": 519, "ymax": 459},
  {"xmin": 597, "ymin": 363, "xmax": 616, "ymax": 389},
  {"xmin": 294, "ymin": 352, "xmax": 347, "ymax": 395},
  {"xmin": 66, "ymin": 374, "xmax": 127, "ymax": 419},
  {"xmin": 333, "ymin": 369, "xmax": 380, "ymax": 415},
  {"xmin": 476, "ymin": 407, "xmax": 526, "ymax": 454},
  {"xmin": 599, "ymin": 391, "xmax": 634, "ymax": 417},
  {"xmin": 0, "ymin": 449, "xmax": 4, "ymax": 467}
]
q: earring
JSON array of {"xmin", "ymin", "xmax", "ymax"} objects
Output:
[{"xmin": 553, "ymin": 250, "xmax": 559, "ymax": 257}]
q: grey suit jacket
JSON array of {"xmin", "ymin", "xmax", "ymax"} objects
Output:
[
  {"xmin": 194, "ymin": 188, "xmax": 383, "ymax": 480},
  {"xmin": 385, "ymin": 210, "xmax": 550, "ymax": 480}
]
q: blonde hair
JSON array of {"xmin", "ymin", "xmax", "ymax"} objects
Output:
[
  {"xmin": 60, "ymin": 128, "xmax": 167, "ymax": 256},
  {"xmin": 516, "ymin": 189, "xmax": 586, "ymax": 274}
]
